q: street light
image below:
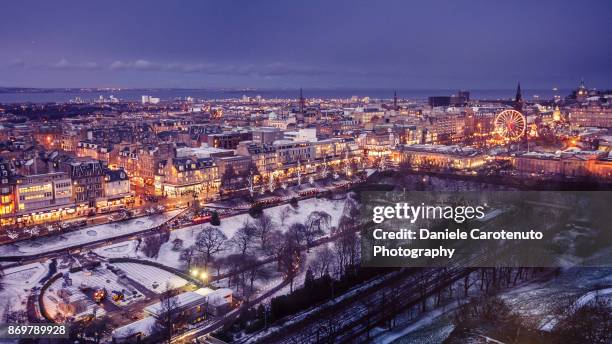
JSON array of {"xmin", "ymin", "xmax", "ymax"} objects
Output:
[{"xmin": 190, "ymin": 269, "xmax": 199, "ymax": 277}]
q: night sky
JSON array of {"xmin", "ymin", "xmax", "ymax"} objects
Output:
[{"xmin": 1, "ymin": 0, "xmax": 610, "ymax": 89}]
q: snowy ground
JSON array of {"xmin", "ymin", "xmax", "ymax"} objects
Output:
[
  {"xmin": 140, "ymin": 197, "xmax": 350, "ymax": 270},
  {"xmin": 372, "ymin": 301, "xmax": 459, "ymax": 344},
  {"xmin": 0, "ymin": 210, "xmax": 181, "ymax": 256},
  {"xmin": 0, "ymin": 262, "xmax": 49, "ymax": 316},
  {"xmin": 93, "ymin": 240, "xmax": 139, "ymax": 259},
  {"xmin": 501, "ymin": 267, "xmax": 612, "ymax": 332}
]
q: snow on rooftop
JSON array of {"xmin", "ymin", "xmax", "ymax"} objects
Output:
[
  {"xmin": 403, "ymin": 144, "xmax": 480, "ymax": 156},
  {"xmin": 144, "ymin": 287, "xmax": 231, "ymax": 316},
  {"xmin": 111, "ymin": 263, "xmax": 189, "ymax": 293},
  {"xmin": 112, "ymin": 315, "xmax": 156, "ymax": 339},
  {"xmin": 176, "ymin": 145, "xmax": 233, "ymax": 159}
]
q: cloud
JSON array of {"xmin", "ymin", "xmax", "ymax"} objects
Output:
[
  {"xmin": 104, "ymin": 59, "xmax": 333, "ymax": 78},
  {"xmin": 50, "ymin": 58, "xmax": 99, "ymax": 70},
  {"xmin": 6, "ymin": 57, "xmax": 353, "ymax": 79},
  {"xmin": 109, "ymin": 59, "xmax": 161, "ymax": 71}
]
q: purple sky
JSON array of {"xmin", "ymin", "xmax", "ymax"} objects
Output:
[{"xmin": 1, "ymin": 0, "xmax": 610, "ymax": 89}]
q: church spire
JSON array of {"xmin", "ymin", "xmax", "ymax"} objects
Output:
[
  {"xmin": 514, "ymin": 82, "xmax": 523, "ymax": 111},
  {"xmin": 393, "ymin": 90, "xmax": 398, "ymax": 108},
  {"xmin": 299, "ymin": 87, "xmax": 305, "ymax": 114}
]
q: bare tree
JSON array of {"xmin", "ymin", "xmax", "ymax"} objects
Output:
[
  {"xmin": 2, "ymin": 303, "xmax": 27, "ymax": 324},
  {"xmin": 141, "ymin": 234, "xmax": 164, "ymax": 258},
  {"xmin": 254, "ymin": 213, "xmax": 276, "ymax": 252},
  {"xmin": 309, "ymin": 245, "xmax": 334, "ymax": 278},
  {"xmin": 278, "ymin": 231, "xmax": 303, "ymax": 293},
  {"xmin": 152, "ymin": 283, "xmax": 184, "ymax": 343},
  {"xmin": 304, "ymin": 210, "xmax": 331, "ymax": 247},
  {"xmin": 221, "ymin": 165, "xmax": 237, "ymax": 190},
  {"xmin": 225, "ymin": 254, "xmax": 246, "ymax": 292},
  {"xmin": 288, "ymin": 223, "xmax": 307, "ymax": 247},
  {"xmin": 195, "ymin": 225, "xmax": 227, "ymax": 268},
  {"xmin": 553, "ymin": 297, "xmax": 611, "ymax": 344},
  {"xmin": 232, "ymin": 220, "xmax": 258, "ymax": 256},
  {"xmin": 331, "ymin": 215, "xmax": 360, "ymax": 275},
  {"xmin": 265, "ymin": 229, "xmax": 285, "ymax": 256},
  {"xmin": 180, "ymin": 246, "xmax": 196, "ymax": 269},
  {"xmin": 81, "ymin": 316, "xmax": 111, "ymax": 344},
  {"xmin": 279, "ymin": 206, "xmax": 293, "ymax": 226},
  {"xmin": 210, "ymin": 256, "xmax": 224, "ymax": 277}
]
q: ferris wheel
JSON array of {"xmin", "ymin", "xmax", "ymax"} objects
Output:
[{"xmin": 494, "ymin": 109, "xmax": 526, "ymax": 140}]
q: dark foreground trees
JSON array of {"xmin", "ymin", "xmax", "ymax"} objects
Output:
[
  {"xmin": 151, "ymin": 284, "xmax": 185, "ymax": 343},
  {"xmin": 450, "ymin": 295, "xmax": 612, "ymax": 344}
]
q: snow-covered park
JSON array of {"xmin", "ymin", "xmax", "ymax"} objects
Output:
[{"xmin": 95, "ymin": 196, "xmax": 351, "ymax": 270}]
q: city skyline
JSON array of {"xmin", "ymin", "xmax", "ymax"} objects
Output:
[{"xmin": 1, "ymin": 0, "xmax": 611, "ymax": 89}]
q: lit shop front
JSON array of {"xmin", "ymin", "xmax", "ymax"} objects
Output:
[
  {"xmin": 96, "ymin": 194, "xmax": 134, "ymax": 213},
  {"xmin": 15, "ymin": 206, "xmax": 76, "ymax": 225}
]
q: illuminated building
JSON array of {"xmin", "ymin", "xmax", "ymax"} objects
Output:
[
  {"xmin": 0, "ymin": 160, "xmax": 16, "ymax": 227},
  {"xmin": 264, "ymin": 113, "xmax": 297, "ymax": 130},
  {"xmin": 141, "ymin": 95, "xmax": 160, "ymax": 104},
  {"xmin": 421, "ymin": 111, "xmax": 467, "ymax": 143},
  {"xmin": 76, "ymin": 141, "xmax": 113, "ymax": 162},
  {"xmin": 569, "ymin": 106, "xmax": 612, "ymax": 128},
  {"xmin": 313, "ymin": 138, "xmax": 360, "ymax": 160},
  {"xmin": 575, "ymin": 79, "xmax": 588, "ymax": 101},
  {"xmin": 155, "ymin": 157, "xmax": 219, "ymax": 199},
  {"xmin": 273, "ymin": 140, "xmax": 315, "ymax": 164},
  {"xmin": 284, "ymin": 128, "xmax": 317, "ymax": 142},
  {"xmin": 514, "ymin": 148, "xmax": 612, "ymax": 178},
  {"xmin": 207, "ymin": 131, "xmax": 252, "ymax": 149},
  {"xmin": 358, "ymin": 129, "xmax": 397, "ymax": 157},
  {"xmin": 97, "ymin": 169, "xmax": 133, "ymax": 212},
  {"xmin": 236, "ymin": 141, "xmax": 277, "ymax": 176},
  {"xmin": 151, "ymin": 119, "xmax": 191, "ymax": 134},
  {"xmin": 352, "ymin": 107, "xmax": 385, "ymax": 124},
  {"xmin": 393, "ymin": 144, "xmax": 486, "ymax": 170},
  {"xmin": 252, "ymin": 127, "xmax": 284, "ymax": 144},
  {"xmin": 553, "ymin": 106, "xmax": 562, "ymax": 122},
  {"xmin": 59, "ymin": 132, "xmax": 81, "ymax": 152},
  {"xmin": 143, "ymin": 287, "xmax": 232, "ymax": 323},
  {"xmin": 14, "ymin": 172, "xmax": 74, "ymax": 225},
  {"xmin": 59, "ymin": 158, "xmax": 105, "ymax": 214}
]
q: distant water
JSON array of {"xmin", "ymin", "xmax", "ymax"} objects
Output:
[{"xmin": 0, "ymin": 88, "xmax": 569, "ymax": 104}]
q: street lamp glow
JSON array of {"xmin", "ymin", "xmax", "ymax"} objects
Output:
[
  {"xmin": 200, "ymin": 271, "xmax": 208, "ymax": 280},
  {"xmin": 191, "ymin": 269, "xmax": 199, "ymax": 277}
]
